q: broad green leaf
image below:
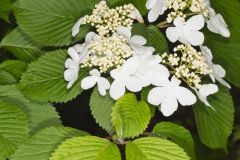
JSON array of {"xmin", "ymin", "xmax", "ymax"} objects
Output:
[
  {"xmin": 0, "ymin": 100, "xmax": 29, "ymax": 159},
  {"xmin": 90, "ymin": 87, "xmax": 115, "ymax": 134},
  {"xmin": 14, "ymin": 0, "xmax": 95, "ymax": 46},
  {"xmin": 111, "ymin": 93, "xmax": 151, "ymax": 138},
  {"xmin": 0, "ymin": 85, "xmax": 61, "ymax": 133},
  {"xmin": 0, "ymin": 60, "xmax": 27, "ymax": 80},
  {"xmin": 0, "ymin": 70, "xmax": 17, "ymax": 85},
  {"xmin": 0, "ymin": 28, "xmax": 43, "ymax": 62},
  {"xmin": 50, "ymin": 136, "xmax": 121, "ymax": 160},
  {"xmin": 0, "ymin": 0, "xmax": 12, "ymax": 22},
  {"xmin": 126, "ymin": 137, "xmax": 190, "ymax": 160},
  {"xmin": 204, "ymin": 0, "xmax": 240, "ymax": 87},
  {"xmin": 193, "ymin": 87, "xmax": 234, "ymax": 150},
  {"xmin": 153, "ymin": 122, "xmax": 196, "ymax": 160},
  {"xmin": 20, "ymin": 50, "xmax": 88, "ymax": 103},
  {"xmin": 147, "ymin": 25, "xmax": 169, "ymax": 54},
  {"xmin": 11, "ymin": 126, "xmax": 88, "ymax": 160},
  {"xmin": 131, "ymin": 23, "xmax": 148, "ymax": 39}
]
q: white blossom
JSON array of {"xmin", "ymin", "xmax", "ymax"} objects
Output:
[
  {"xmin": 195, "ymin": 84, "xmax": 218, "ymax": 107},
  {"xmin": 146, "ymin": 0, "xmax": 168, "ymax": 22},
  {"xmin": 72, "ymin": 17, "xmax": 84, "ymax": 37},
  {"xmin": 200, "ymin": 46, "xmax": 231, "ymax": 88},
  {"xmin": 166, "ymin": 15, "xmax": 205, "ymax": 46},
  {"xmin": 81, "ymin": 69, "xmax": 110, "ymax": 96},
  {"xmin": 148, "ymin": 76, "xmax": 197, "ymax": 117}
]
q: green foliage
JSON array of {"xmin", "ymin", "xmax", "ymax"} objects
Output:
[
  {"xmin": 14, "ymin": 0, "xmax": 95, "ymax": 46},
  {"xmin": 153, "ymin": 122, "xmax": 196, "ymax": 160},
  {"xmin": 126, "ymin": 137, "xmax": 190, "ymax": 160},
  {"xmin": 19, "ymin": 50, "xmax": 88, "ymax": 103},
  {"xmin": 0, "ymin": 70, "xmax": 17, "ymax": 85},
  {"xmin": 193, "ymin": 87, "xmax": 234, "ymax": 150},
  {"xmin": 90, "ymin": 87, "xmax": 115, "ymax": 134},
  {"xmin": 11, "ymin": 126, "xmax": 88, "ymax": 160},
  {"xmin": 204, "ymin": 0, "xmax": 240, "ymax": 87},
  {"xmin": 111, "ymin": 93, "xmax": 151, "ymax": 138},
  {"xmin": 50, "ymin": 136, "xmax": 121, "ymax": 160},
  {"xmin": 0, "ymin": 0, "xmax": 12, "ymax": 22},
  {"xmin": 0, "ymin": 28, "xmax": 43, "ymax": 62}
]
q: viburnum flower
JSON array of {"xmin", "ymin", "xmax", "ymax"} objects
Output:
[
  {"xmin": 194, "ymin": 84, "xmax": 218, "ymax": 107},
  {"xmin": 72, "ymin": 17, "xmax": 84, "ymax": 37},
  {"xmin": 166, "ymin": 15, "xmax": 205, "ymax": 46},
  {"xmin": 200, "ymin": 46, "xmax": 231, "ymax": 88},
  {"xmin": 116, "ymin": 26, "xmax": 155, "ymax": 55},
  {"xmin": 81, "ymin": 69, "xmax": 110, "ymax": 96},
  {"xmin": 148, "ymin": 76, "xmax": 197, "ymax": 117},
  {"xmin": 146, "ymin": 0, "xmax": 167, "ymax": 22},
  {"xmin": 110, "ymin": 56, "xmax": 142, "ymax": 100}
]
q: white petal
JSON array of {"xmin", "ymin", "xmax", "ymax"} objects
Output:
[
  {"xmin": 85, "ymin": 32, "xmax": 97, "ymax": 43},
  {"xmin": 73, "ymin": 44, "xmax": 84, "ymax": 53},
  {"xmin": 110, "ymin": 79, "xmax": 126, "ymax": 100},
  {"xmin": 125, "ymin": 76, "xmax": 142, "ymax": 92},
  {"xmin": 131, "ymin": 35, "xmax": 147, "ymax": 45},
  {"xmin": 185, "ymin": 15, "xmax": 205, "ymax": 31},
  {"xmin": 176, "ymin": 87, "xmax": 197, "ymax": 106},
  {"xmin": 199, "ymin": 84, "xmax": 218, "ymax": 97},
  {"xmin": 68, "ymin": 47, "xmax": 80, "ymax": 61},
  {"xmin": 121, "ymin": 56, "xmax": 140, "ymax": 75},
  {"xmin": 171, "ymin": 76, "xmax": 181, "ymax": 86},
  {"xmin": 161, "ymin": 96, "xmax": 178, "ymax": 117},
  {"xmin": 147, "ymin": 0, "xmax": 166, "ymax": 22},
  {"xmin": 146, "ymin": 0, "xmax": 157, "ymax": 9},
  {"xmin": 97, "ymin": 78, "xmax": 110, "ymax": 96},
  {"xmin": 72, "ymin": 17, "xmax": 83, "ymax": 37},
  {"xmin": 89, "ymin": 69, "xmax": 101, "ymax": 77},
  {"xmin": 64, "ymin": 69, "xmax": 75, "ymax": 81},
  {"xmin": 215, "ymin": 77, "xmax": 231, "ymax": 89},
  {"xmin": 148, "ymin": 87, "xmax": 165, "ymax": 106},
  {"xmin": 213, "ymin": 64, "xmax": 226, "ymax": 78},
  {"xmin": 81, "ymin": 76, "xmax": 98, "ymax": 90},
  {"xmin": 116, "ymin": 26, "xmax": 131, "ymax": 39},
  {"xmin": 185, "ymin": 30, "xmax": 204, "ymax": 46},
  {"xmin": 200, "ymin": 46, "xmax": 213, "ymax": 61},
  {"xmin": 166, "ymin": 27, "xmax": 179, "ymax": 43},
  {"xmin": 65, "ymin": 58, "xmax": 75, "ymax": 69},
  {"xmin": 110, "ymin": 69, "xmax": 121, "ymax": 79}
]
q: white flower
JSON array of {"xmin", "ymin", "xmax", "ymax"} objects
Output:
[
  {"xmin": 148, "ymin": 76, "xmax": 197, "ymax": 117},
  {"xmin": 166, "ymin": 15, "xmax": 205, "ymax": 46},
  {"xmin": 110, "ymin": 56, "xmax": 142, "ymax": 100},
  {"xmin": 200, "ymin": 46, "xmax": 231, "ymax": 89},
  {"xmin": 135, "ymin": 54, "xmax": 170, "ymax": 87},
  {"xmin": 146, "ymin": 0, "xmax": 167, "ymax": 22},
  {"xmin": 64, "ymin": 47, "xmax": 81, "ymax": 89},
  {"xmin": 81, "ymin": 69, "xmax": 110, "ymax": 96},
  {"xmin": 72, "ymin": 17, "xmax": 84, "ymax": 37},
  {"xmin": 129, "ymin": 5, "xmax": 144, "ymax": 23},
  {"xmin": 116, "ymin": 26, "xmax": 155, "ymax": 55},
  {"xmin": 207, "ymin": 8, "xmax": 230, "ymax": 38},
  {"xmin": 195, "ymin": 84, "xmax": 218, "ymax": 107}
]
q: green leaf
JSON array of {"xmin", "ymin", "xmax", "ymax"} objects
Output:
[
  {"xmin": 90, "ymin": 87, "xmax": 115, "ymax": 134},
  {"xmin": 147, "ymin": 25, "xmax": 169, "ymax": 54},
  {"xmin": 126, "ymin": 137, "xmax": 190, "ymax": 160},
  {"xmin": 0, "ymin": 100, "xmax": 29, "ymax": 159},
  {"xmin": 11, "ymin": 126, "xmax": 88, "ymax": 160},
  {"xmin": 0, "ymin": 0, "xmax": 12, "ymax": 22},
  {"xmin": 0, "ymin": 60, "xmax": 27, "ymax": 80},
  {"xmin": 153, "ymin": 122, "xmax": 196, "ymax": 160},
  {"xmin": 14, "ymin": 0, "xmax": 95, "ymax": 46},
  {"xmin": 0, "ymin": 28, "xmax": 43, "ymax": 62},
  {"xmin": 131, "ymin": 23, "xmax": 148, "ymax": 38},
  {"xmin": 111, "ymin": 93, "xmax": 151, "ymax": 138},
  {"xmin": 50, "ymin": 136, "xmax": 121, "ymax": 160},
  {"xmin": 20, "ymin": 50, "xmax": 88, "ymax": 103},
  {"xmin": 193, "ymin": 87, "xmax": 234, "ymax": 150},
  {"xmin": 204, "ymin": 0, "xmax": 240, "ymax": 87},
  {"xmin": 0, "ymin": 70, "xmax": 17, "ymax": 85},
  {"xmin": 0, "ymin": 85, "xmax": 61, "ymax": 133}
]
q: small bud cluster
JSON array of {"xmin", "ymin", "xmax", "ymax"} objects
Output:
[
  {"xmin": 165, "ymin": 0, "xmax": 209, "ymax": 23},
  {"xmin": 82, "ymin": 35, "xmax": 134, "ymax": 73},
  {"xmin": 162, "ymin": 44, "xmax": 212, "ymax": 88},
  {"xmin": 81, "ymin": 1, "xmax": 137, "ymax": 36}
]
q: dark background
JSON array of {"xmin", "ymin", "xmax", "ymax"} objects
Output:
[{"xmin": 0, "ymin": 19, "xmax": 240, "ymax": 160}]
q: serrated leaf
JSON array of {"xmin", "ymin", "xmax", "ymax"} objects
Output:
[
  {"xmin": 0, "ymin": 70, "xmax": 17, "ymax": 85},
  {"xmin": 50, "ymin": 136, "xmax": 121, "ymax": 160},
  {"xmin": 126, "ymin": 137, "xmax": 190, "ymax": 160},
  {"xmin": 204, "ymin": 0, "xmax": 240, "ymax": 87},
  {"xmin": 0, "ymin": 0, "xmax": 12, "ymax": 22},
  {"xmin": 14, "ymin": 0, "xmax": 95, "ymax": 46},
  {"xmin": 147, "ymin": 25, "xmax": 169, "ymax": 54},
  {"xmin": 111, "ymin": 93, "xmax": 151, "ymax": 138},
  {"xmin": 193, "ymin": 87, "xmax": 234, "ymax": 150},
  {"xmin": 0, "ymin": 100, "xmax": 29, "ymax": 159},
  {"xmin": 90, "ymin": 87, "xmax": 115, "ymax": 134},
  {"xmin": 153, "ymin": 122, "xmax": 196, "ymax": 160},
  {"xmin": 19, "ymin": 50, "xmax": 88, "ymax": 103},
  {"xmin": 0, "ymin": 85, "xmax": 61, "ymax": 133},
  {"xmin": 0, "ymin": 28, "xmax": 43, "ymax": 62},
  {"xmin": 11, "ymin": 126, "xmax": 88, "ymax": 160}
]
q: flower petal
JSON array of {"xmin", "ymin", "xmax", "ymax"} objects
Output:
[
  {"xmin": 68, "ymin": 47, "xmax": 80, "ymax": 61},
  {"xmin": 166, "ymin": 27, "xmax": 179, "ymax": 43},
  {"xmin": 72, "ymin": 17, "xmax": 83, "ymax": 37},
  {"xmin": 213, "ymin": 64, "xmax": 226, "ymax": 78},
  {"xmin": 176, "ymin": 87, "xmax": 197, "ymax": 106},
  {"xmin": 148, "ymin": 87, "xmax": 165, "ymax": 106},
  {"xmin": 161, "ymin": 96, "xmax": 178, "ymax": 117},
  {"xmin": 146, "ymin": 0, "xmax": 157, "ymax": 9},
  {"xmin": 121, "ymin": 56, "xmax": 140, "ymax": 75},
  {"xmin": 185, "ymin": 15, "xmax": 205, "ymax": 31},
  {"xmin": 125, "ymin": 76, "xmax": 142, "ymax": 92},
  {"xmin": 131, "ymin": 35, "xmax": 147, "ymax": 45},
  {"xmin": 90, "ymin": 69, "xmax": 101, "ymax": 77},
  {"xmin": 97, "ymin": 77, "xmax": 110, "ymax": 96},
  {"xmin": 81, "ymin": 76, "xmax": 98, "ymax": 90},
  {"xmin": 185, "ymin": 30, "xmax": 204, "ymax": 46},
  {"xmin": 199, "ymin": 84, "xmax": 218, "ymax": 97},
  {"xmin": 110, "ymin": 79, "xmax": 126, "ymax": 100},
  {"xmin": 116, "ymin": 26, "xmax": 131, "ymax": 39}
]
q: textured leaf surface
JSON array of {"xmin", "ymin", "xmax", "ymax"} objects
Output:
[
  {"xmin": 0, "ymin": 70, "xmax": 17, "ymax": 85},
  {"xmin": 0, "ymin": 28, "xmax": 43, "ymax": 62},
  {"xmin": 20, "ymin": 50, "xmax": 88, "ymax": 103},
  {"xmin": 126, "ymin": 137, "xmax": 190, "ymax": 160},
  {"xmin": 193, "ymin": 87, "xmax": 234, "ymax": 149},
  {"xmin": 0, "ymin": 85, "xmax": 61, "ymax": 133},
  {"xmin": 50, "ymin": 136, "xmax": 121, "ymax": 160},
  {"xmin": 14, "ymin": 0, "xmax": 95, "ymax": 46},
  {"xmin": 90, "ymin": 87, "xmax": 115, "ymax": 134},
  {"xmin": 153, "ymin": 122, "xmax": 196, "ymax": 160},
  {"xmin": 11, "ymin": 126, "xmax": 88, "ymax": 160},
  {"xmin": 0, "ymin": 0, "xmax": 12, "ymax": 22},
  {"xmin": 111, "ymin": 93, "xmax": 151, "ymax": 138}
]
